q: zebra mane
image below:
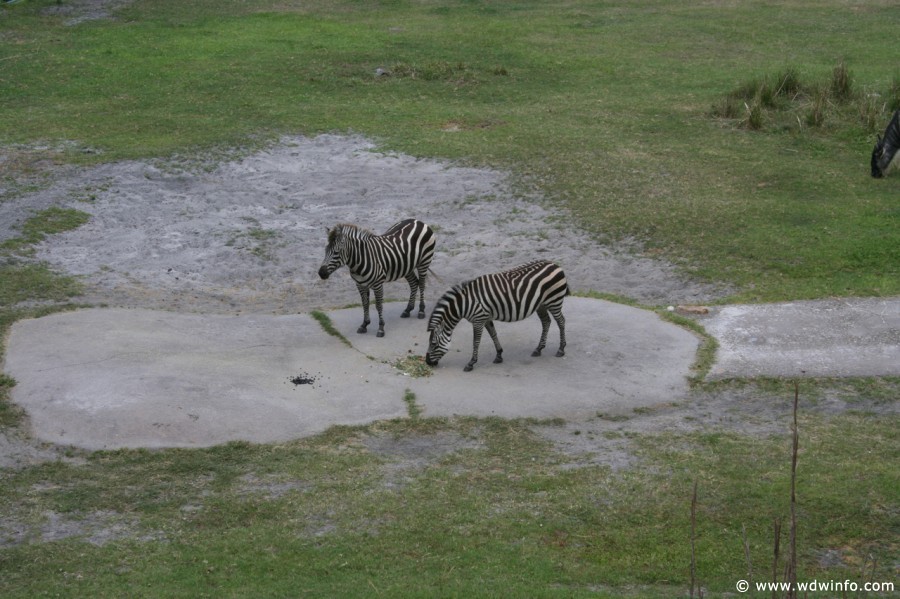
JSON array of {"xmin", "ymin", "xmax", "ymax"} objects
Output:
[
  {"xmin": 327, "ymin": 223, "xmax": 375, "ymax": 245},
  {"xmin": 427, "ymin": 283, "xmax": 468, "ymax": 331},
  {"xmin": 872, "ymin": 110, "xmax": 900, "ymax": 178}
]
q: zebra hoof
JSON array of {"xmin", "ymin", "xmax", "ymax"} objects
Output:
[
  {"xmin": 531, "ymin": 349, "xmax": 543, "ymax": 357},
  {"xmin": 400, "ymin": 311, "xmax": 411, "ymax": 318},
  {"xmin": 556, "ymin": 349, "xmax": 565, "ymax": 357},
  {"xmin": 493, "ymin": 355, "xmax": 503, "ymax": 364},
  {"xmin": 357, "ymin": 326, "xmax": 368, "ymax": 334},
  {"xmin": 417, "ymin": 312, "xmax": 426, "ymax": 320},
  {"xmin": 463, "ymin": 363, "xmax": 474, "ymax": 372},
  {"xmin": 376, "ymin": 330, "xmax": 385, "ymax": 338}
]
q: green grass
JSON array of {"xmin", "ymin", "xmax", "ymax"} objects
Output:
[
  {"xmin": 0, "ymin": 206, "xmax": 89, "ymax": 427},
  {"xmin": 0, "ymin": 207, "xmax": 91, "ymax": 254},
  {"xmin": 2, "ymin": 0, "xmax": 898, "ymax": 300},
  {"xmin": 0, "ymin": 263, "xmax": 81, "ymax": 307},
  {"xmin": 402, "ymin": 388, "xmax": 422, "ymax": 419},
  {"xmin": 0, "ymin": 411, "xmax": 895, "ymax": 597},
  {"xmin": 309, "ymin": 309, "xmax": 352, "ymax": 347},
  {"xmin": 0, "ymin": 204, "xmax": 87, "ymax": 377}
]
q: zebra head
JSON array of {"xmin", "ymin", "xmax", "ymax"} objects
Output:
[
  {"xmin": 872, "ymin": 110, "xmax": 900, "ymax": 178},
  {"xmin": 424, "ymin": 285, "xmax": 464, "ymax": 367},
  {"xmin": 872, "ymin": 134, "xmax": 885, "ymax": 178},
  {"xmin": 318, "ymin": 225, "xmax": 347, "ymax": 280}
]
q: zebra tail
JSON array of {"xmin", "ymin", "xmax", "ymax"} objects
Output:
[{"xmin": 427, "ymin": 267, "xmax": 445, "ymax": 286}]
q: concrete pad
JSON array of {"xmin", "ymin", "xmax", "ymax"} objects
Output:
[
  {"xmin": 4, "ymin": 299, "xmax": 701, "ymax": 451},
  {"xmin": 327, "ymin": 297, "xmax": 701, "ymax": 420},
  {"xmin": 704, "ymin": 298, "xmax": 900, "ymax": 379},
  {"xmin": 4, "ymin": 309, "xmax": 409, "ymax": 450}
]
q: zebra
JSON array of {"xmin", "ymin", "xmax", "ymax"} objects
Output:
[
  {"xmin": 318, "ymin": 218, "xmax": 436, "ymax": 338},
  {"xmin": 872, "ymin": 109, "xmax": 900, "ymax": 178},
  {"xmin": 425, "ymin": 260, "xmax": 569, "ymax": 371}
]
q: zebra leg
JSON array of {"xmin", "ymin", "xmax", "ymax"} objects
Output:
[
  {"xmin": 485, "ymin": 320, "xmax": 503, "ymax": 364},
  {"xmin": 417, "ymin": 268, "xmax": 428, "ymax": 319},
  {"xmin": 356, "ymin": 284, "xmax": 371, "ymax": 334},
  {"xmin": 551, "ymin": 305, "xmax": 566, "ymax": 357},
  {"xmin": 465, "ymin": 321, "xmax": 486, "ymax": 372},
  {"xmin": 532, "ymin": 307, "xmax": 551, "ymax": 357},
  {"xmin": 401, "ymin": 272, "xmax": 417, "ymax": 318},
  {"xmin": 373, "ymin": 282, "xmax": 386, "ymax": 338}
]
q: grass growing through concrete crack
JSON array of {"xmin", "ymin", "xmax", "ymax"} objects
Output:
[
  {"xmin": 659, "ymin": 311, "xmax": 719, "ymax": 386},
  {"xmin": 309, "ymin": 310, "xmax": 352, "ymax": 348},
  {"xmin": 402, "ymin": 388, "xmax": 422, "ymax": 420}
]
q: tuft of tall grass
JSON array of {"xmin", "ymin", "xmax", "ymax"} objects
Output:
[
  {"xmin": 714, "ymin": 62, "xmax": 896, "ymax": 133},
  {"xmin": 806, "ymin": 86, "xmax": 828, "ymax": 128},
  {"xmin": 773, "ymin": 68, "xmax": 802, "ymax": 99},
  {"xmin": 830, "ymin": 60, "xmax": 853, "ymax": 102},
  {"xmin": 710, "ymin": 95, "xmax": 741, "ymax": 119},
  {"xmin": 743, "ymin": 98, "xmax": 764, "ymax": 130}
]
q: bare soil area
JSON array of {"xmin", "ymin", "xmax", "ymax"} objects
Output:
[{"xmin": 1, "ymin": 134, "xmax": 724, "ymax": 315}]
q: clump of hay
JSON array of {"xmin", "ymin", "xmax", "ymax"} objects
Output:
[{"xmin": 393, "ymin": 355, "xmax": 433, "ymax": 378}]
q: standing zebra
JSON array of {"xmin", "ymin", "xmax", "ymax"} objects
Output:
[
  {"xmin": 425, "ymin": 260, "xmax": 569, "ymax": 371},
  {"xmin": 871, "ymin": 109, "xmax": 900, "ymax": 178},
  {"xmin": 318, "ymin": 219, "xmax": 436, "ymax": 338}
]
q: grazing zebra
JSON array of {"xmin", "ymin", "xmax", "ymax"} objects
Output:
[
  {"xmin": 425, "ymin": 260, "xmax": 569, "ymax": 371},
  {"xmin": 318, "ymin": 219, "xmax": 436, "ymax": 338},
  {"xmin": 872, "ymin": 109, "xmax": 900, "ymax": 178}
]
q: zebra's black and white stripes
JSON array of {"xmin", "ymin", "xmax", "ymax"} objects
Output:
[
  {"xmin": 425, "ymin": 260, "xmax": 569, "ymax": 371},
  {"xmin": 872, "ymin": 109, "xmax": 900, "ymax": 178},
  {"xmin": 318, "ymin": 219, "xmax": 436, "ymax": 337}
]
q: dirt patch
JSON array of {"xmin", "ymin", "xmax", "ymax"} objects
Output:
[
  {"xmin": 360, "ymin": 430, "xmax": 483, "ymax": 490},
  {"xmin": 534, "ymin": 383, "xmax": 900, "ymax": 470},
  {"xmin": 0, "ymin": 429, "xmax": 84, "ymax": 471},
  {"xmin": 0, "ymin": 134, "xmax": 725, "ymax": 316},
  {"xmin": 0, "ymin": 509, "xmax": 163, "ymax": 548},
  {"xmin": 40, "ymin": 0, "xmax": 135, "ymax": 26},
  {"xmin": 236, "ymin": 473, "xmax": 314, "ymax": 499}
]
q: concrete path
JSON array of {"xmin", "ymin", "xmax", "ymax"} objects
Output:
[
  {"xmin": 3, "ymin": 297, "xmax": 898, "ymax": 450},
  {"xmin": 704, "ymin": 298, "xmax": 900, "ymax": 379},
  {"xmin": 3, "ymin": 309, "xmax": 410, "ymax": 450},
  {"xmin": 4, "ymin": 298, "xmax": 698, "ymax": 449}
]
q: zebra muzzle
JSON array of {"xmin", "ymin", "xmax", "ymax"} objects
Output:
[{"xmin": 317, "ymin": 266, "xmax": 331, "ymax": 280}]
